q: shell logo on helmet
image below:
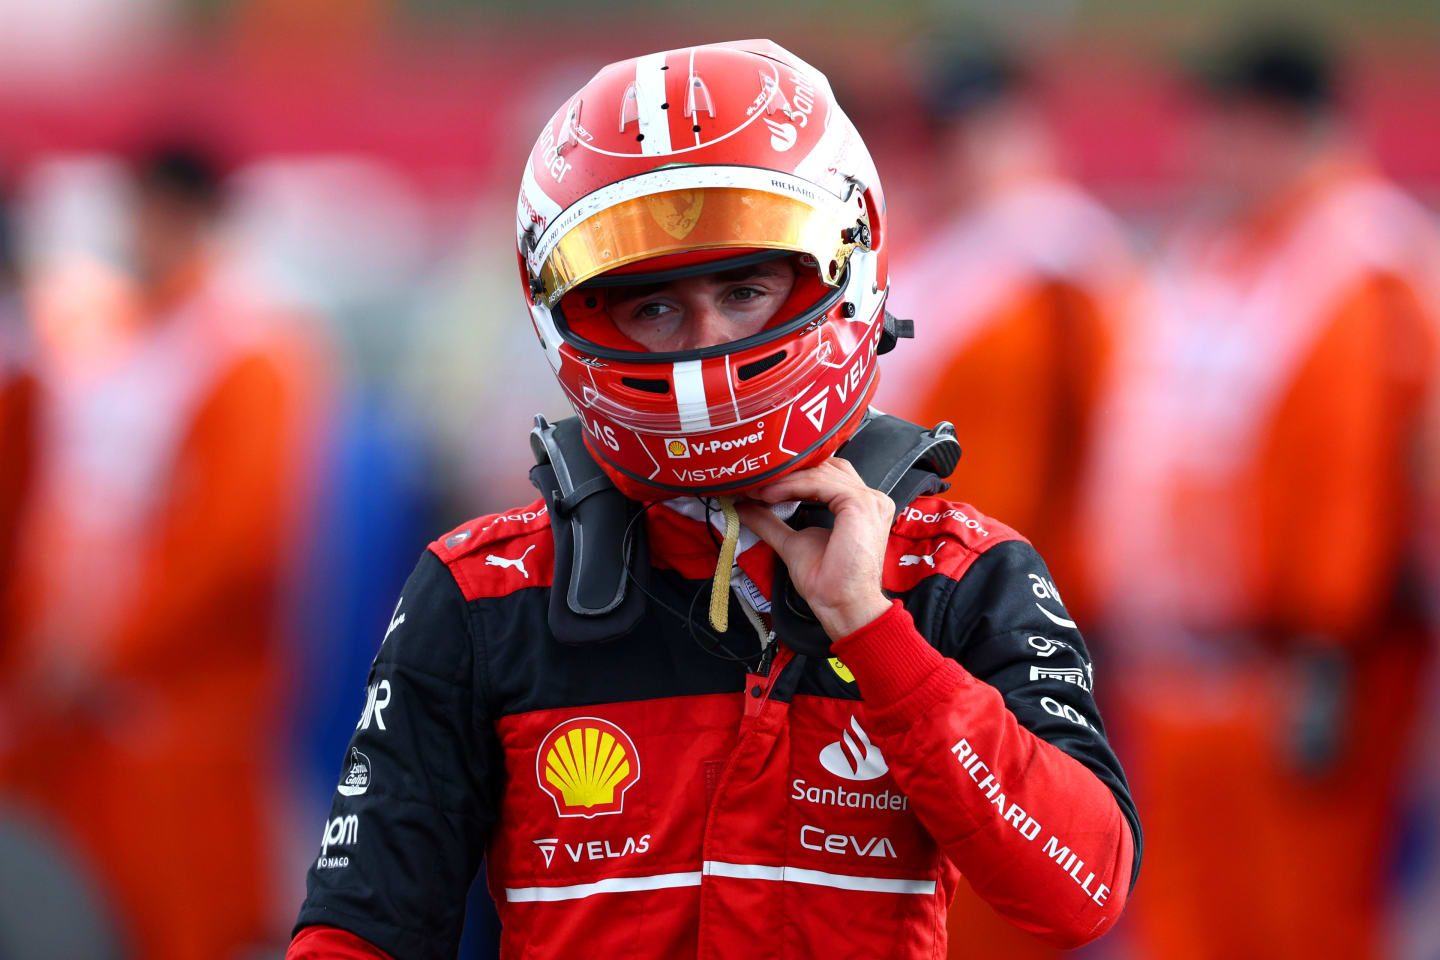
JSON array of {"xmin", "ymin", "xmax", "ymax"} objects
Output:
[
  {"xmin": 515, "ymin": 39, "xmax": 895, "ymax": 501},
  {"xmin": 536, "ymin": 717, "xmax": 642, "ymax": 818}
]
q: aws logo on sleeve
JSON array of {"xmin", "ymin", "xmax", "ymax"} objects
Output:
[{"xmin": 536, "ymin": 717, "xmax": 641, "ymax": 818}]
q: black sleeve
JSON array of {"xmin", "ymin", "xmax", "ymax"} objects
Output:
[
  {"xmin": 937, "ymin": 539, "xmax": 1143, "ymax": 889},
  {"xmin": 294, "ymin": 549, "xmax": 500, "ymax": 960}
]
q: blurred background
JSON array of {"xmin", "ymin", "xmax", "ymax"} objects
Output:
[{"xmin": 0, "ymin": 0, "xmax": 1437, "ymax": 958}]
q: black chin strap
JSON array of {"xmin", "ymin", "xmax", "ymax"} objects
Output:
[{"xmin": 529, "ymin": 411, "xmax": 961, "ymax": 649}]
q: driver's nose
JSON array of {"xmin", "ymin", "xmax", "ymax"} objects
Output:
[{"xmin": 681, "ymin": 298, "xmax": 734, "ymax": 350}]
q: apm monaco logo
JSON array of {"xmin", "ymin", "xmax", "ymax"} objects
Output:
[
  {"xmin": 820, "ymin": 716, "xmax": 889, "ymax": 782},
  {"xmin": 664, "ymin": 438, "xmax": 690, "ymax": 459},
  {"xmin": 317, "ymin": 814, "xmax": 359, "ymax": 870},
  {"xmin": 536, "ymin": 717, "xmax": 641, "ymax": 818}
]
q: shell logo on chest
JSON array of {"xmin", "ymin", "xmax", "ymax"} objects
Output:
[{"xmin": 536, "ymin": 717, "xmax": 642, "ymax": 818}]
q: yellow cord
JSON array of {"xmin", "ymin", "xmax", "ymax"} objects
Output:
[{"xmin": 709, "ymin": 496, "xmax": 740, "ymax": 633}]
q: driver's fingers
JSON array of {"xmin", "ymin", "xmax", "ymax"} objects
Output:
[
  {"xmin": 752, "ymin": 460, "xmax": 870, "ymax": 506},
  {"xmin": 735, "ymin": 502, "xmax": 796, "ymax": 553}
]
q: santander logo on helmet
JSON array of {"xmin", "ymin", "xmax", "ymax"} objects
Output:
[
  {"xmin": 515, "ymin": 40, "xmax": 896, "ymax": 501},
  {"xmin": 764, "ymin": 117, "xmax": 798, "ymax": 151}
]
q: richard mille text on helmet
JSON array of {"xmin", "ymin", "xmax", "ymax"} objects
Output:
[{"xmin": 287, "ymin": 39, "xmax": 1140, "ymax": 960}]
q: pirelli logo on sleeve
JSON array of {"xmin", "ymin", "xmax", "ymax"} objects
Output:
[{"xmin": 1029, "ymin": 666, "xmax": 1092, "ymax": 692}]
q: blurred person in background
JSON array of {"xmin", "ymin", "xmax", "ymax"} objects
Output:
[
  {"xmin": 1396, "ymin": 391, "xmax": 1440, "ymax": 958},
  {"xmin": 0, "ymin": 175, "xmax": 36, "ymax": 607},
  {"xmin": 875, "ymin": 41, "xmax": 1133, "ymax": 632},
  {"xmin": 0, "ymin": 143, "xmax": 328, "ymax": 959},
  {"xmin": 1084, "ymin": 29, "xmax": 1440, "ymax": 960},
  {"xmin": 878, "ymin": 45, "xmax": 1136, "ymax": 960}
]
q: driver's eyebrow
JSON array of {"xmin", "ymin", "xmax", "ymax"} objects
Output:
[
  {"xmin": 605, "ymin": 265, "xmax": 785, "ymax": 305},
  {"xmin": 607, "ymin": 281, "xmax": 667, "ymax": 303},
  {"xmin": 712, "ymin": 263, "xmax": 783, "ymax": 284}
]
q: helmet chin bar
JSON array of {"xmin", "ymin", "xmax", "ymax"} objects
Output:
[{"xmin": 593, "ymin": 360, "xmax": 879, "ymax": 501}]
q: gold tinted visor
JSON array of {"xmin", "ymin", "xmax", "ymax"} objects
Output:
[{"xmin": 536, "ymin": 187, "xmax": 860, "ymax": 306}]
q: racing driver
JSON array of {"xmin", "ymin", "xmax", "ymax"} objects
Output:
[{"xmin": 287, "ymin": 40, "xmax": 1141, "ymax": 960}]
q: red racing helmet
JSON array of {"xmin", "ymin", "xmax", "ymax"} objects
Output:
[{"xmin": 517, "ymin": 39, "xmax": 891, "ymax": 500}]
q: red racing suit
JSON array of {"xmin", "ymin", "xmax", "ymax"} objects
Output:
[{"xmin": 288, "ymin": 493, "xmax": 1140, "ymax": 959}]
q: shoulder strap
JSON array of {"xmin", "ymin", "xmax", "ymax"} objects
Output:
[
  {"xmin": 841, "ymin": 411, "xmax": 961, "ymax": 505},
  {"xmin": 786, "ymin": 411, "xmax": 961, "ymax": 531},
  {"xmin": 529, "ymin": 415, "xmax": 649, "ymax": 644}
]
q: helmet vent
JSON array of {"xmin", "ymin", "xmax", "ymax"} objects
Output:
[
  {"xmin": 738, "ymin": 350, "xmax": 786, "ymax": 380},
  {"xmin": 621, "ymin": 376, "xmax": 671, "ymax": 395},
  {"xmin": 685, "ymin": 74, "xmax": 715, "ymax": 118}
]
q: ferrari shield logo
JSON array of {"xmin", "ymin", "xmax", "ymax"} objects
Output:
[{"xmin": 646, "ymin": 190, "xmax": 705, "ymax": 240}]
